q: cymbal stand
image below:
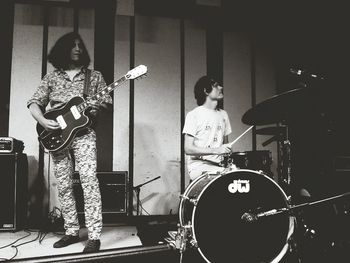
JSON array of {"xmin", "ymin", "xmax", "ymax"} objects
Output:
[{"xmin": 277, "ymin": 125, "xmax": 293, "ymax": 196}]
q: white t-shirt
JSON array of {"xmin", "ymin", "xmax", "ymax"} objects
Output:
[{"xmin": 182, "ymin": 106, "xmax": 232, "ymax": 178}]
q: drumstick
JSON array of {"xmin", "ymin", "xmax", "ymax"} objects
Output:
[{"xmin": 228, "ymin": 125, "xmax": 254, "ymax": 148}]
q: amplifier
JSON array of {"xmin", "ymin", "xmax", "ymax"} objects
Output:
[
  {"xmin": 0, "ymin": 153, "xmax": 28, "ymax": 231},
  {"xmin": 0, "ymin": 137, "xmax": 24, "ymax": 153},
  {"xmin": 72, "ymin": 171, "xmax": 130, "ymax": 223}
]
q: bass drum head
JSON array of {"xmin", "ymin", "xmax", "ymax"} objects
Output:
[{"xmin": 192, "ymin": 170, "xmax": 292, "ymax": 263}]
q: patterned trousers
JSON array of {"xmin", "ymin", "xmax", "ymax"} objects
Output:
[{"xmin": 51, "ymin": 129, "xmax": 102, "ymax": 240}]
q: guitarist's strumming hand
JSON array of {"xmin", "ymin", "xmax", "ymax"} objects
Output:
[
  {"xmin": 29, "ymin": 103, "xmax": 61, "ymax": 131},
  {"xmin": 39, "ymin": 118, "xmax": 61, "ymax": 131}
]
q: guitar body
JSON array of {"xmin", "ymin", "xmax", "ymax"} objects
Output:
[
  {"xmin": 36, "ymin": 64, "xmax": 148, "ymax": 152},
  {"xmin": 36, "ymin": 96, "xmax": 91, "ymax": 152}
]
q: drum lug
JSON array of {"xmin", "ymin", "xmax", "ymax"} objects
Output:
[
  {"xmin": 180, "ymin": 195, "xmax": 198, "ymax": 206},
  {"xmin": 190, "ymin": 239, "xmax": 198, "ymax": 248},
  {"xmin": 190, "ymin": 198, "xmax": 198, "ymax": 206},
  {"xmin": 179, "ymin": 194, "xmax": 188, "ymax": 200}
]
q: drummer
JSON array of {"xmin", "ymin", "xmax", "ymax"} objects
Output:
[{"xmin": 183, "ymin": 76, "xmax": 235, "ymax": 181}]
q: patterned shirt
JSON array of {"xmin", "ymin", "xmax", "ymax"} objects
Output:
[{"xmin": 27, "ymin": 68, "xmax": 113, "ymax": 111}]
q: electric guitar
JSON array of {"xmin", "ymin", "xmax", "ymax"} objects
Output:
[{"xmin": 37, "ymin": 65, "xmax": 147, "ymax": 152}]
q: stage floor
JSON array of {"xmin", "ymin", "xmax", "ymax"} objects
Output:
[
  {"xmin": 0, "ymin": 225, "xmax": 142, "ymax": 260},
  {"xmin": 2, "ymin": 222, "xmax": 350, "ymax": 262}
]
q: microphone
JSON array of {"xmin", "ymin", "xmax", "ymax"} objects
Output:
[
  {"xmin": 241, "ymin": 212, "xmax": 258, "ymax": 223},
  {"xmin": 241, "ymin": 208, "xmax": 289, "ymax": 223}
]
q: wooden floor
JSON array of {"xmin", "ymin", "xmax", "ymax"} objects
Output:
[{"xmin": 0, "ymin": 225, "xmax": 142, "ymax": 261}]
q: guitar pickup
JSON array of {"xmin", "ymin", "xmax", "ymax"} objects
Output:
[
  {"xmin": 56, "ymin": 115, "xmax": 67, "ymax": 129},
  {"xmin": 70, "ymin": 105, "xmax": 81, "ymax": 120}
]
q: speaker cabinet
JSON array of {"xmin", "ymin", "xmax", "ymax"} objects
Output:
[
  {"xmin": 0, "ymin": 153, "xmax": 28, "ymax": 231},
  {"xmin": 73, "ymin": 171, "xmax": 129, "ymax": 223}
]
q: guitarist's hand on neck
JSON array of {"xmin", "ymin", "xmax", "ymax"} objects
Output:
[
  {"xmin": 87, "ymin": 99, "xmax": 112, "ymax": 117},
  {"xmin": 87, "ymin": 99, "xmax": 100, "ymax": 117}
]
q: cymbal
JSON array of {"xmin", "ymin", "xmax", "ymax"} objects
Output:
[
  {"xmin": 256, "ymin": 126, "xmax": 286, "ymax": 135},
  {"xmin": 242, "ymin": 87, "xmax": 320, "ymax": 125}
]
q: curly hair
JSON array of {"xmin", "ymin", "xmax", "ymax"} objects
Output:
[
  {"xmin": 194, "ymin": 76, "xmax": 218, "ymax": 106},
  {"xmin": 48, "ymin": 32, "xmax": 90, "ymax": 70}
]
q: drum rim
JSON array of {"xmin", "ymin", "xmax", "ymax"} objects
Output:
[
  {"xmin": 190, "ymin": 169, "xmax": 294, "ymax": 263},
  {"xmin": 231, "ymin": 150, "xmax": 271, "ymax": 155},
  {"xmin": 179, "ymin": 172, "xmax": 211, "ymax": 226}
]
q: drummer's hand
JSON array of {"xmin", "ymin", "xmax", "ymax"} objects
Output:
[{"xmin": 215, "ymin": 144, "xmax": 232, "ymax": 155}]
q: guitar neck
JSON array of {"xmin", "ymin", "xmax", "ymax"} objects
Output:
[{"xmin": 76, "ymin": 75, "xmax": 127, "ymax": 113}]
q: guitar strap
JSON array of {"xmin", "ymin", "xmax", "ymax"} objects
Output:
[
  {"xmin": 82, "ymin": 68, "xmax": 99, "ymax": 130},
  {"xmin": 83, "ymin": 68, "xmax": 91, "ymax": 99}
]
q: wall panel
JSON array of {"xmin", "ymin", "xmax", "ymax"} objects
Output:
[
  {"xmin": 183, "ymin": 19, "xmax": 206, "ymax": 187},
  {"xmin": 113, "ymin": 15, "xmax": 130, "ymax": 171},
  {"xmin": 255, "ymin": 46, "xmax": 278, "ymax": 180},
  {"xmin": 134, "ymin": 16, "xmax": 181, "ymax": 215},
  {"xmin": 223, "ymin": 32, "xmax": 252, "ymax": 151},
  {"xmin": 79, "ymin": 8, "xmax": 95, "ymax": 67},
  {"xmin": 46, "ymin": 6, "xmax": 74, "ymax": 73},
  {"xmin": 9, "ymin": 3, "xmax": 44, "ymax": 219}
]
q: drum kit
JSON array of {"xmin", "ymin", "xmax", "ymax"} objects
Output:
[{"xmin": 173, "ymin": 80, "xmax": 350, "ymax": 262}]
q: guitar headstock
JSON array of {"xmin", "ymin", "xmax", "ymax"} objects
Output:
[{"xmin": 125, "ymin": 65, "xmax": 148, "ymax": 80}]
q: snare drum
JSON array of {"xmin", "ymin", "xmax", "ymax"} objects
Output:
[
  {"xmin": 223, "ymin": 150, "xmax": 273, "ymax": 175},
  {"xmin": 179, "ymin": 169, "xmax": 294, "ymax": 263}
]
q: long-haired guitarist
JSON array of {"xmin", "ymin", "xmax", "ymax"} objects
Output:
[{"xmin": 27, "ymin": 32, "xmax": 112, "ymax": 253}]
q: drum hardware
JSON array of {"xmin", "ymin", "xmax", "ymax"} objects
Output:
[
  {"xmin": 179, "ymin": 195, "xmax": 198, "ymax": 206},
  {"xmin": 241, "ymin": 86, "xmax": 328, "ymax": 200},
  {"xmin": 174, "ymin": 223, "xmax": 196, "ymax": 263},
  {"xmin": 222, "ymin": 150, "xmax": 273, "ymax": 176},
  {"xmin": 262, "ymin": 134, "xmax": 279, "ymax": 147},
  {"xmin": 177, "ymin": 167, "xmax": 350, "ymax": 262},
  {"xmin": 242, "ymin": 191, "xmax": 350, "ymax": 224},
  {"xmin": 255, "ymin": 125, "xmax": 292, "ymax": 195},
  {"xmin": 281, "ymin": 139, "xmax": 292, "ymax": 187},
  {"xmin": 241, "ymin": 207, "xmax": 289, "ymax": 223},
  {"xmin": 241, "ymin": 87, "xmax": 320, "ymax": 126},
  {"xmin": 256, "ymin": 124, "xmax": 292, "ymax": 197},
  {"xmin": 132, "ymin": 176, "xmax": 161, "ymax": 215},
  {"xmin": 289, "ymin": 67, "xmax": 325, "ymax": 81},
  {"xmin": 178, "ymin": 169, "xmax": 295, "ymax": 263},
  {"xmin": 175, "ymin": 223, "xmax": 193, "ymax": 251},
  {"xmin": 206, "ymin": 170, "xmax": 222, "ymax": 176}
]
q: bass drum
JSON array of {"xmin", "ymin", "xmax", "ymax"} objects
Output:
[{"xmin": 179, "ymin": 169, "xmax": 294, "ymax": 263}]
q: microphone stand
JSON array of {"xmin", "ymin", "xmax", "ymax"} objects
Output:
[
  {"xmin": 133, "ymin": 176, "xmax": 161, "ymax": 215},
  {"xmin": 256, "ymin": 191, "xmax": 350, "ymax": 219}
]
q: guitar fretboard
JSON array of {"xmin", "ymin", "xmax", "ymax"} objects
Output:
[{"xmin": 76, "ymin": 76, "xmax": 127, "ymax": 113}]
